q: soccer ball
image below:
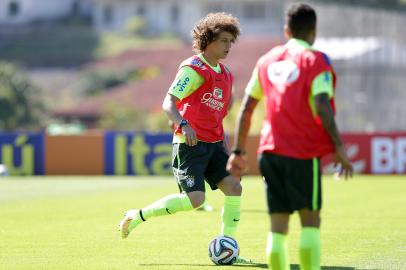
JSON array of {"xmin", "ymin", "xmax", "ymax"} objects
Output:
[{"xmin": 208, "ymin": 235, "xmax": 239, "ymax": 265}]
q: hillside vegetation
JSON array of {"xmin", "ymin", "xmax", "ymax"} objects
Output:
[{"xmin": 0, "ymin": 25, "xmax": 181, "ymax": 67}]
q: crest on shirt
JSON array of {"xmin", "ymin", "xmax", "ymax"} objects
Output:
[
  {"xmin": 190, "ymin": 58, "xmax": 204, "ymax": 68},
  {"xmin": 184, "ymin": 176, "xmax": 195, "ymax": 187},
  {"xmin": 267, "ymin": 60, "xmax": 300, "ymax": 88},
  {"xmin": 213, "ymin": 87, "xmax": 223, "ymax": 99}
]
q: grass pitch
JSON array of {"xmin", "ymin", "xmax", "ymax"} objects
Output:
[{"xmin": 0, "ymin": 175, "xmax": 405, "ymax": 270}]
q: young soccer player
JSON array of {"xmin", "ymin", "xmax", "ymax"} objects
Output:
[
  {"xmin": 227, "ymin": 3, "xmax": 353, "ymax": 270},
  {"xmin": 119, "ymin": 12, "xmax": 250, "ymax": 263}
]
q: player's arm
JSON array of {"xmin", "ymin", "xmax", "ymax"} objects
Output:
[
  {"xmin": 227, "ymin": 67, "xmax": 262, "ymax": 176},
  {"xmin": 162, "ymin": 94, "xmax": 184, "ymax": 131},
  {"xmin": 162, "ymin": 94, "xmax": 197, "ymax": 146},
  {"xmin": 314, "ymin": 93, "xmax": 342, "ymax": 147},
  {"xmin": 227, "ymin": 85, "xmax": 235, "ymax": 111},
  {"xmin": 233, "ymin": 67, "xmax": 262, "ymax": 154},
  {"xmin": 222, "ymin": 86, "xmax": 236, "ymax": 153},
  {"xmin": 162, "ymin": 67, "xmax": 200, "ymax": 146},
  {"xmin": 313, "ymin": 72, "xmax": 353, "ymax": 179},
  {"xmin": 227, "ymin": 95, "xmax": 259, "ymax": 177},
  {"xmin": 221, "ymin": 84, "xmax": 236, "ymax": 153},
  {"xmin": 234, "ymin": 94, "xmax": 259, "ymax": 151}
]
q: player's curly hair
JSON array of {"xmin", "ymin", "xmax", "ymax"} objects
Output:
[{"xmin": 192, "ymin": 12, "xmax": 240, "ymax": 53}]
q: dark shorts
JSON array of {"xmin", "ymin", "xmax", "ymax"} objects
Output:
[
  {"xmin": 172, "ymin": 141, "xmax": 230, "ymax": 193},
  {"xmin": 258, "ymin": 152, "xmax": 322, "ymax": 214}
]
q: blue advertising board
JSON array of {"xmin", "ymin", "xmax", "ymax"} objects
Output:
[
  {"xmin": 0, "ymin": 132, "xmax": 45, "ymax": 175},
  {"xmin": 104, "ymin": 132, "xmax": 173, "ymax": 175}
]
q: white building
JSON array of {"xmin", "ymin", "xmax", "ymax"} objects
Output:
[
  {"xmin": 88, "ymin": 0, "xmax": 284, "ymax": 38},
  {"xmin": 0, "ymin": 0, "xmax": 286, "ymax": 38},
  {"xmin": 0, "ymin": 0, "xmax": 83, "ymax": 24}
]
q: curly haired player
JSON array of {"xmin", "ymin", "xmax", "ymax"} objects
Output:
[{"xmin": 119, "ymin": 12, "xmax": 251, "ymax": 264}]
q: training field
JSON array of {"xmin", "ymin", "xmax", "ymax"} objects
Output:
[{"xmin": 0, "ymin": 175, "xmax": 405, "ymax": 270}]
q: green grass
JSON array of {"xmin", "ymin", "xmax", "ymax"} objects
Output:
[{"xmin": 0, "ymin": 175, "xmax": 405, "ymax": 269}]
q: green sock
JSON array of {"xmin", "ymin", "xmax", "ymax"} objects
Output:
[
  {"xmin": 266, "ymin": 232, "xmax": 288, "ymax": 270},
  {"xmin": 141, "ymin": 193, "xmax": 194, "ymax": 220},
  {"xmin": 300, "ymin": 227, "xmax": 321, "ymax": 270},
  {"xmin": 221, "ymin": 196, "xmax": 241, "ymax": 237}
]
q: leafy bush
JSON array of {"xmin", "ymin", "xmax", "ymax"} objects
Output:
[
  {"xmin": 0, "ymin": 62, "xmax": 45, "ymax": 130},
  {"xmin": 79, "ymin": 66, "xmax": 138, "ymax": 96},
  {"xmin": 97, "ymin": 101, "xmax": 171, "ymax": 132}
]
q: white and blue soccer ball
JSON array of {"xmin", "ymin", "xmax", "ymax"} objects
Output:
[{"xmin": 208, "ymin": 235, "xmax": 239, "ymax": 265}]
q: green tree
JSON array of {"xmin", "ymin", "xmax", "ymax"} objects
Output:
[
  {"xmin": 98, "ymin": 101, "xmax": 171, "ymax": 132},
  {"xmin": 0, "ymin": 62, "xmax": 44, "ymax": 130},
  {"xmin": 79, "ymin": 66, "xmax": 138, "ymax": 96}
]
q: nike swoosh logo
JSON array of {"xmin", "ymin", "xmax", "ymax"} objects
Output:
[
  {"xmin": 233, "ymin": 218, "xmax": 240, "ymax": 222},
  {"xmin": 166, "ymin": 208, "xmax": 171, "ymax": 214}
]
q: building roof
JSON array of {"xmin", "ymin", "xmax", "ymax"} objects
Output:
[{"xmin": 53, "ymin": 38, "xmax": 279, "ymax": 119}]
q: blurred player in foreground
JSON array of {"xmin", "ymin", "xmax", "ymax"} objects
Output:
[
  {"xmin": 227, "ymin": 3, "xmax": 353, "ymax": 269},
  {"xmin": 120, "ymin": 12, "xmax": 251, "ymax": 263}
]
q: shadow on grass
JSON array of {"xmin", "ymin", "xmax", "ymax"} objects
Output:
[
  {"xmin": 139, "ymin": 264, "xmax": 211, "ymax": 267},
  {"xmin": 140, "ymin": 263, "xmax": 379, "ymax": 269},
  {"xmin": 291, "ymin": 265, "xmax": 379, "ymax": 270},
  {"xmin": 205, "ymin": 209, "xmax": 266, "ymax": 214},
  {"xmin": 139, "ymin": 262, "xmax": 268, "ymax": 268}
]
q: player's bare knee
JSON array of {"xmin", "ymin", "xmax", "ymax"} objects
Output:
[
  {"xmin": 187, "ymin": 191, "xmax": 205, "ymax": 208},
  {"xmin": 191, "ymin": 197, "xmax": 205, "ymax": 208},
  {"xmin": 232, "ymin": 181, "xmax": 242, "ymax": 196},
  {"xmin": 224, "ymin": 180, "xmax": 242, "ymax": 196},
  {"xmin": 302, "ymin": 216, "xmax": 321, "ymax": 227},
  {"xmin": 218, "ymin": 176, "xmax": 242, "ymax": 196},
  {"xmin": 299, "ymin": 209, "xmax": 321, "ymax": 227}
]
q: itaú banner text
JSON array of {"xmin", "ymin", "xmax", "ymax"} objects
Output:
[
  {"xmin": 0, "ymin": 132, "xmax": 405, "ymax": 175},
  {"xmin": 104, "ymin": 132, "xmax": 173, "ymax": 175},
  {"xmin": 322, "ymin": 133, "xmax": 406, "ymax": 174},
  {"xmin": 0, "ymin": 132, "xmax": 45, "ymax": 175}
]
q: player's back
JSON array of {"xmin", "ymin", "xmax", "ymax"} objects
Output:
[{"xmin": 256, "ymin": 41, "xmax": 336, "ymax": 158}]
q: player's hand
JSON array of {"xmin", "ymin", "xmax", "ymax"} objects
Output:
[
  {"xmin": 182, "ymin": 125, "xmax": 198, "ymax": 146},
  {"xmin": 333, "ymin": 145, "xmax": 353, "ymax": 180},
  {"xmin": 227, "ymin": 153, "xmax": 248, "ymax": 177}
]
